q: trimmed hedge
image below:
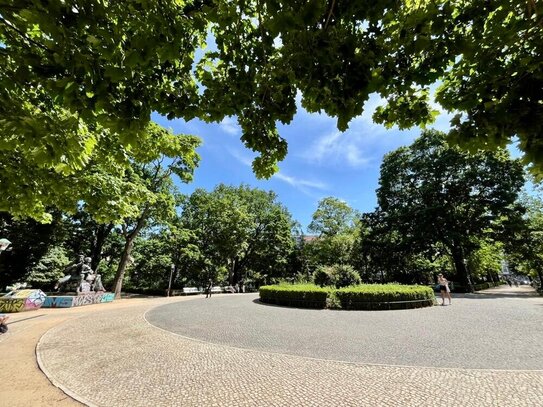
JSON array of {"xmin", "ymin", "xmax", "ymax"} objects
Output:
[
  {"xmin": 259, "ymin": 284, "xmax": 329, "ymax": 308},
  {"xmin": 336, "ymin": 284, "xmax": 434, "ymax": 310},
  {"xmin": 259, "ymin": 283, "xmax": 435, "ymax": 310}
]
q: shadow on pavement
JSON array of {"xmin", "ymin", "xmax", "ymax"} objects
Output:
[{"xmin": 451, "ymin": 290, "xmax": 541, "ymax": 300}]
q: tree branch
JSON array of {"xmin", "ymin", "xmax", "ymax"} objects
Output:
[
  {"xmin": 324, "ymin": 0, "xmax": 336, "ymax": 29},
  {"xmin": 0, "ymin": 16, "xmax": 52, "ymax": 53}
]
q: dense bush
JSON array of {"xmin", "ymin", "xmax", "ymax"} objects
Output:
[
  {"xmin": 259, "ymin": 283, "xmax": 329, "ymax": 308},
  {"xmin": 313, "ymin": 266, "xmax": 333, "ymax": 287},
  {"xmin": 313, "ymin": 264, "xmax": 361, "ymax": 288},
  {"xmin": 449, "ymin": 281, "xmax": 502, "ymax": 293},
  {"xmin": 259, "ymin": 283, "xmax": 434, "ymax": 310},
  {"xmin": 331, "ymin": 264, "xmax": 361, "ymax": 288}
]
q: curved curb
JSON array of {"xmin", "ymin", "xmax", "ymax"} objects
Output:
[
  {"xmin": 34, "ymin": 293, "xmax": 543, "ymax": 407},
  {"xmin": 36, "ymin": 313, "xmax": 98, "ymax": 407},
  {"xmin": 143, "ymin": 300, "xmax": 543, "ymax": 374},
  {"xmin": 34, "ymin": 295, "xmax": 205, "ymax": 407}
]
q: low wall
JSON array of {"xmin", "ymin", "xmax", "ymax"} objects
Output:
[
  {"xmin": 0, "ymin": 289, "xmax": 47, "ymax": 313},
  {"xmin": 43, "ymin": 292, "xmax": 115, "ymax": 308}
]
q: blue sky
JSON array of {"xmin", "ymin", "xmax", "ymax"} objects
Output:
[{"xmin": 153, "ymin": 93, "xmax": 461, "ymax": 230}]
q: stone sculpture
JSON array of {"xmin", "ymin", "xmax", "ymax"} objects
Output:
[{"xmin": 55, "ymin": 255, "xmax": 105, "ymax": 293}]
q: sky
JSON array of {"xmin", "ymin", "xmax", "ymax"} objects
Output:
[{"xmin": 152, "ymin": 93, "xmax": 461, "ymax": 230}]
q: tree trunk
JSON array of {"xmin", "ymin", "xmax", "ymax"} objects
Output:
[
  {"xmin": 536, "ymin": 268, "xmax": 543, "ymax": 293},
  {"xmin": 487, "ymin": 271, "xmax": 495, "ymax": 284},
  {"xmin": 91, "ymin": 223, "xmax": 113, "ymax": 270},
  {"xmin": 112, "ymin": 235, "xmax": 136, "ymax": 299},
  {"xmin": 232, "ymin": 262, "xmax": 242, "ymax": 287},
  {"xmin": 450, "ymin": 245, "xmax": 474, "ymax": 292},
  {"xmin": 228, "ymin": 258, "xmax": 235, "ymax": 286}
]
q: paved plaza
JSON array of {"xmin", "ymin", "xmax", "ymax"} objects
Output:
[{"xmin": 1, "ymin": 285, "xmax": 542, "ymax": 406}]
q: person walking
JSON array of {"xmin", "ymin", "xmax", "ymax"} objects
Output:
[
  {"xmin": 0, "ymin": 314, "xmax": 9, "ymax": 334},
  {"xmin": 437, "ymin": 273, "xmax": 452, "ymax": 306},
  {"xmin": 205, "ymin": 279, "xmax": 213, "ymax": 299}
]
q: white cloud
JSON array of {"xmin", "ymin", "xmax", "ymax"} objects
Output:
[
  {"xmin": 226, "ymin": 148, "xmax": 328, "ymax": 196},
  {"xmin": 273, "ymin": 172, "xmax": 327, "ymax": 191},
  {"xmin": 219, "ymin": 117, "xmax": 241, "ymax": 136},
  {"xmin": 303, "ymin": 128, "xmax": 380, "ymax": 168},
  {"xmin": 300, "ymin": 90, "xmax": 463, "ymax": 169},
  {"xmin": 227, "ymin": 148, "xmax": 253, "ymax": 167}
]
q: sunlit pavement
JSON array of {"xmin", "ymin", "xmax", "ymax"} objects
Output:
[{"xmin": 6, "ymin": 286, "xmax": 543, "ymax": 406}]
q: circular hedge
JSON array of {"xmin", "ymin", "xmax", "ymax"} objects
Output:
[
  {"xmin": 259, "ymin": 283, "xmax": 435, "ymax": 310},
  {"xmin": 259, "ymin": 284, "xmax": 329, "ymax": 308}
]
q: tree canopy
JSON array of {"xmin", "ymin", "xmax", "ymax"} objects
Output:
[
  {"xmin": 368, "ymin": 130, "xmax": 525, "ymax": 289},
  {"xmin": 178, "ymin": 184, "xmax": 295, "ymax": 286},
  {"xmin": 2, "ymin": 0, "xmax": 542, "ymax": 216},
  {"xmin": 308, "ymin": 197, "xmax": 358, "ymax": 237}
]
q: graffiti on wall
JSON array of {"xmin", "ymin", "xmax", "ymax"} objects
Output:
[
  {"xmin": 43, "ymin": 292, "xmax": 114, "ymax": 308},
  {"xmin": 43, "ymin": 296, "xmax": 74, "ymax": 308},
  {"xmin": 0, "ymin": 298, "xmax": 25, "ymax": 313},
  {"xmin": 101, "ymin": 293, "xmax": 115, "ymax": 303},
  {"xmin": 0, "ymin": 289, "xmax": 46, "ymax": 312}
]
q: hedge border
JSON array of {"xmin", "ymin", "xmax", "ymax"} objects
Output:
[
  {"xmin": 259, "ymin": 284, "xmax": 435, "ymax": 311},
  {"xmin": 259, "ymin": 284, "xmax": 328, "ymax": 309}
]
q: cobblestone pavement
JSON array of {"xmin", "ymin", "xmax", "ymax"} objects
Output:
[
  {"xmin": 147, "ymin": 286, "xmax": 543, "ymax": 370},
  {"xmin": 36, "ymin": 287, "xmax": 543, "ymax": 406}
]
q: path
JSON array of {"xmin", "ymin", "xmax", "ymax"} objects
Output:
[{"xmin": 2, "ymin": 286, "xmax": 542, "ymax": 406}]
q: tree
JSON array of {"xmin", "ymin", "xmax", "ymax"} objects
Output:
[
  {"xmin": 303, "ymin": 232, "xmax": 356, "ymax": 269},
  {"xmin": 465, "ymin": 239, "xmax": 503, "ymax": 283},
  {"xmin": 505, "ymin": 192, "xmax": 543, "ymax": 288},
  {"xmin": 24, "ymin": 245, "xmax": 69, "ymax": 289},
  {"xmin": 0, "ymin": 211, "xmax": 71, "ymax": 289},
  {"xmin": 303, "ymin": 197, "xmax": 359, "ymax": 272},
  {"xmin": 371, "ymin": 130, "xmax": 525, "ymax": 290},
  {"xmin": 128, "ymin": 232, "xmax": 174, "ymax": 292},
  {"xmin": 308, "ymin": 197, "xmax": 358, "ymax": 237},
  {"xmin": 375, "ymin": 1, "xmax": 543, "ymax": 174},
  {"xmin": 111, "ymin": 149, "xmax": 200, "ymax": 298},
  {"xmin": 178, "ymin": 184, "xmax": 295, "ymax": 286},
  {"xmin": 2, "ymin": 0, "xmax": 542, "ymax": 199}
]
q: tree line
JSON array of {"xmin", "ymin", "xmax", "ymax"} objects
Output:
[
  {"xmin": 2, "ymin": 1, "xmax": 542, "ymax": 225},
  {"xmin": 2, "ymin": 131, "xmax": 542, "ymax": 295}
]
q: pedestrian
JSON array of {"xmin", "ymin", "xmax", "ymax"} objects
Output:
[
  {"xmin": 0, "ymin": 314, "xmax": 9, "ymax": 334},
  {"xmin": 506, "ymin": 279, "xmax": 512, "ymax": 287},
  {"xmin": 437, "ymin": 273, "xmax": 452, "ymax": 306},
  {"xmin": 205, "ymin": 279, "xmax": 213, "ymax": 298}
]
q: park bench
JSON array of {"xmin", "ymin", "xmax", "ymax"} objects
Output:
[
  {"xmin": 182, "ymin": 287, "xmax": 201, "ymax": 295},
  {"xmin": 210, "ymin": 286, "xmax": 223, "ymax": 293}
]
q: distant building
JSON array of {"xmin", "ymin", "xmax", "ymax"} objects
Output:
[{"xmin": 293, "ymin": 234, "xmax": 319, "ymax": 247}]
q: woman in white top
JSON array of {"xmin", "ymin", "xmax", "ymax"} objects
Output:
[{"xmin": 437, "ymin": 273, "xmax": 452, "ymax": 306}]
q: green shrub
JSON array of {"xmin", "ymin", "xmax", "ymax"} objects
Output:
[
  {"xmin": 259, "ymin": 283, "xmax": 329, "ymax": 308},
  {"xmin": 326, "ymin": 291, "xmax": 342, "ymax": 309},
  {"xmin": 335, "ymin": 284, "xmax": 434, "ymax": 310},
  {"xmin": 313, "ymin": 266, "xmax": 333, "ymax": 287},
  {"xmin": 330, "ymin": 264, "xmax": 361, "ymax": 288},
  {"xmin": 313, "ymin": 264, "xmax": 361, "ymax": 288},
  {"xmin": 259, "ymin": 283, "xmax": 435, "ymax": 310}
]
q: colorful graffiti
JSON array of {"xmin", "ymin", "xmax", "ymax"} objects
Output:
[
  {"xmin": 0, "ymin": 298, "xmax": 25, "ymax": 313},
  {"xmin": 0, "ymin": 289, "xmax": 46, "ymax": 313},
  {"xmin": 43, "ymin": 292, "xmax": 114, "ymax": 308}
]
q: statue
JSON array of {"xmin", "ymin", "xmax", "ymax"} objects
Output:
[
  {"xmin": 55, "ymin": 255, "xmax": 105, "ymax": 293},
  {"xmin": 55, "ymin": 254, "xmax": 84, "ymax": 291}
]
